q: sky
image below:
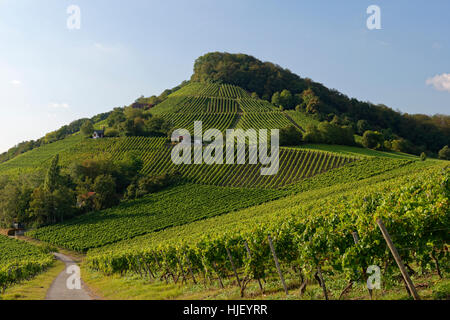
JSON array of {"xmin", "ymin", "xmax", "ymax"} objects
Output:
[{"xmin": 0, "ymin": 0, "xmax": 449, "ymax": 153}]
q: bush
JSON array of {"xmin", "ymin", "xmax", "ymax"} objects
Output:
[
  {"xmin": 438, "ymin": 145, "xmax": 450, "ymax": 160},
  {"xmin": 420, "ymin": 152, "xmax": 427, "ymax": 161},
  {"xmin": 104, "ymin": 128, "xmax": 120, "ymax": 137},
  {"xmin": 279, "ymin": 126, "xmax": 303, "ymax": 146},
  {"xmin": 362, "ymin": 130, "xmax": 384, "ymax": 149}
]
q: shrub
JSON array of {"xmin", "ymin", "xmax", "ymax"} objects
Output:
[
  {"xmin": 438, "ymin": 145, "xmax": 450, "ymax": 160},
  {"xmin": 362, "ymin": 130, "xmax": 384, "ymax": 149},
  {"xmin": 279, "ymin": 126, "xmax": 303, "ymax": 146},
  {"xmin": 420, "ymin": 152, "xmax": 427, "ymax": 161}
]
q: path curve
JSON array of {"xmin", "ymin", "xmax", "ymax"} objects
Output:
[{"xmin": 45, "ymin": 253, "xmax": 98, "ymax": 300}]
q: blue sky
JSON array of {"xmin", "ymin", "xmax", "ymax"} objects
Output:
[{"xmin": 0, "ymin": 0, "xmax": 449, "ymax": 152}]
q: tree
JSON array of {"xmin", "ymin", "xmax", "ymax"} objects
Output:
[
  {"xmin": 279, "ymin": 126, "xmax": 303, "ymax": 146},
  {"xmin": 81, "ymin": 120, "xmax": 94, "ymax": 137},
  {"xmin": 303, "ymin": 124, "xmax": 322, "ymax": 143},
  {"xmin": 44, "ymin": 155, "xmax": 61, "ymax": 193},
  {"xmin": 301, "ymin": 88, "xmax": 321, "ymax": 114},
  {"xmin": 438, "ymin": 145, "xmax": 450, "ymax": 160},
  {"xmin": 362, "ymin": 130, "xmax": 384, "ymax": 149},
  {"xmin": 92, "ymin": 174, "xmax": 118, "ymax": 210},
  {"xmin": 107, "ymin": 108, "xmax": 126, "ymax": 127},
  {"xmin": 0, "ymin": 182, "xmax": 33, "ymax": 227},
  {"xmin": 279, "ymin": 89, "xmax": 293, "ymax": 109},
  {"xmin": 271, "ymin": 92, "xmax": 281, "ymax": 106},
  {"xmin": 356, "ymin": 120, "xmax": 369, "ymax": 135}
]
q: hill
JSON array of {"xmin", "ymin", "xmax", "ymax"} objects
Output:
[
  {"xmin": 191, "ymin": 52, "xmax": 450, "ymax": 155},
  {"xmin": 0, "ymin": 53, "xmax": 448, "ymax": 300}
]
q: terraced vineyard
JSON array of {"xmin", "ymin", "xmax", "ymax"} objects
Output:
[
  {"xmin": 150, "ymin": 82, "xmax": 292, "ymax": 134},
  {"xmin": 164, "ymin": 113, "xmax": 238, "ymax": 133},
  {"xmin": 141, "ymin": 147, "xmax": 357, "ymax": 188},
  {"xmin": 236, "ymin": 112, "xmax": 292, "ymax": 131}
]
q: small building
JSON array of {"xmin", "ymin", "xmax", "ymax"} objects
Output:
[{"xmin": 93, "ymin": 128, "xmax": 105, "ymax": 139}]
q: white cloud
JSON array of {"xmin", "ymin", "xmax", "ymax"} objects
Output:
[
  {"xmin": 10, "ymin": 80, "xmax": 21, "ymax": 85},
  {"xmin": 426, "ymin": 73, "xmax": 450, "ymax": 92},
  {"xmin": 49, "ymin": 102, "xmax": 70, "ymax": 109}
]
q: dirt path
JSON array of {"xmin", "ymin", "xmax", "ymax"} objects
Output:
[{"xmin": 45, "ymin": 253, "xmax": 98, "ymax": 300}]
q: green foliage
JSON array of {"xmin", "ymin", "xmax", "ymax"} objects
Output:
[
  {"xmin": 86, "ymin": 166, "xmax": 449, "ymax": 292},
  {"xmin": 81, "ymin": 120, "xmax": 94, "ymax": 137},
  {"xmin": 432, "ymin": 280, "xmax": 450, "ymax": 300},
  {"xmin": 0, "ymin": 235, "xmax": 54, "ymax": 293},
  {"xmin": 356, "ymin": 120, "xmax": 370, "ymax": 135},
  {"xmin": 362, "ymin": 130, "xmax": 384, "ymax": 149},
  {"xmin": 44, "ymin": 155, "xmax": 60, "ymax": 193},
  {"xmin": 279, "ymin": 126, "xmax": 303, "ymax": 146},
  {"xmin": 420, "ymin": 152, "xmax": 427, "ymax": 161},
  {"xmin": 125, "ymin": 171, "xmax": 181, "ymax": 200},
  {"xmin": 92, "ymin": 175, "xmax": 118, "ymax": 210},
  {"xmin": 303, "ymin": 122, "xmax": 355, "ymax": 146},
  {"xmin": 439, "ymin": 145, "xmax": 450, "ymax": 160}
]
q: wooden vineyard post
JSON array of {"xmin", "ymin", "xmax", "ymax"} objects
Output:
[
  {"xmin": 376, "ymin": 218, "xmax": 420, "ymax": 300},
  {"xmin": 226, "ymin": 247, "xmax": 242, "ymax": 289},
  {"xmin": 267, "ymin": 235, "xmax": 289, "ymax": 295},
  {"xmin": 184, "ymin": 252, "xmax": 197, "ymax": 284},
  {"xmin": 352, "ymin": 231, "xmax": 373, "ymax": 299},
  {"xmin": 244, "ymin": 241, "xmax": 264, "ymax": 293}
]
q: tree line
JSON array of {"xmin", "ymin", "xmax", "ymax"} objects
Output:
[{"xmin": 0, "ymin": 154, "xmax": 180, "ymax": 229}]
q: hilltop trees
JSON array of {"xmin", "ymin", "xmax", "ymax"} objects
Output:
[{"xmin": 191, "ymin": 52, "xmax": 449, "ymax": 155}]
